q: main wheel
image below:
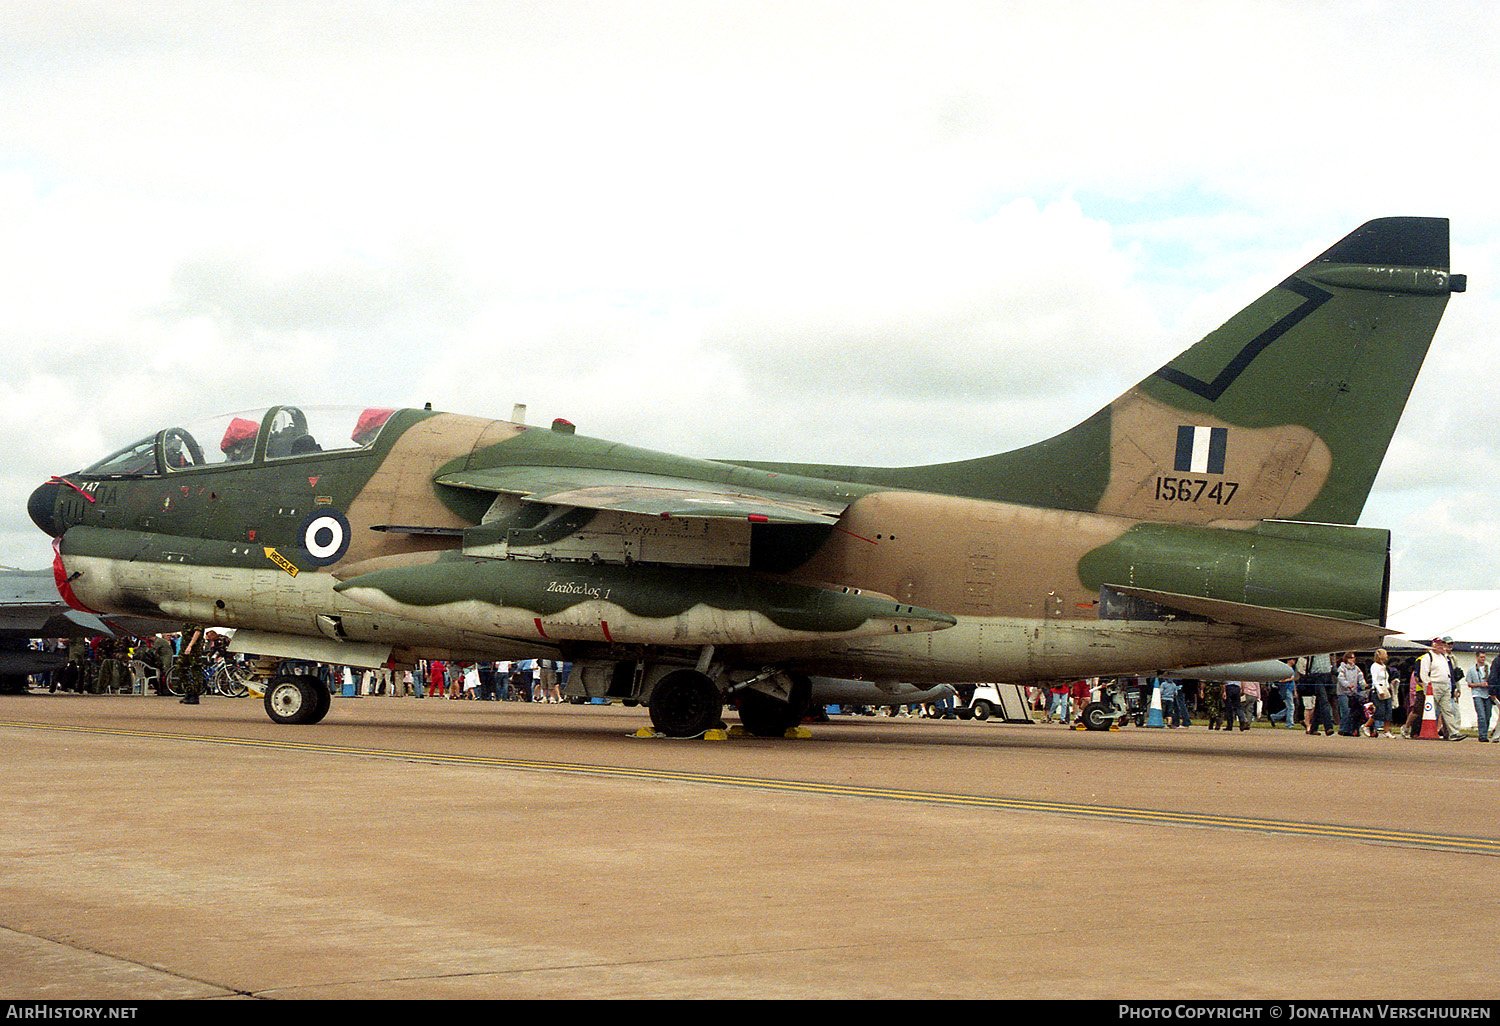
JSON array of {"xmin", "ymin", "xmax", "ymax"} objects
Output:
[
  {"xmin": 648, "ymin": 670, "xmax": 723, "ymax": 738},
  {"xmin": 736, "ymin": 672, "xmax": 812, "ymax": 737},
  {"xmin": 264, "ymin": 674, "xmax": 326, "ymax": 725}
]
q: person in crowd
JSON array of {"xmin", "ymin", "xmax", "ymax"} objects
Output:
[
  {"xmin": 1239, "ymin": 679, "xmax": 1261, "ymax": 729},
  {"xmin": 1275, "ymin": 660, "xmax": 1298, "ymax": 727},
  {"xmin": 61, "ymin": 636, "xmax": 89, "ymax": 693},
  {"xmin": 1201, "ymin": 679, "xmax": 1223, "ymax": 730},
  {"xmin": 1416, "ymin": 636, "xmax": 1464, "ymax": 741},
  {"xmin": 1485, "ymin": 654, "xmax": 1500, "ymax": 742},
  {"xmin": 1468, "ymin": 651, "xmax": 1494, "ymax": 743},
  {"xmin": 1306, "ymin": 652, "xmax": 1336, "ymax": 736},
  {"xmin": 1336, "ymin": 651, "xmax": 1368, "ymax": 736},
  {"xmin": 513, "ymin": 660, "xmax": 534, "ymax": 701},
  {"xmin": 150, "ymin": 632, "xmax": 175, "ymax": 682},
  {"xmin": 1368, "ymin": 648, "xmax": 1396, "ymax": 738},
  {"xmin": 1045, "ymin": 680, "xmax": 1070, "ymax": 723},
  {"xmin": 1163, "ymin": 677, "xmax": 1191, "ymax": 728},
  {"xmin": 1160, "ymin": 677, "xmax": 1180, "ymax": 727},
  {"xmin": 1222, "ymin": 680, "xmax": 1243, "ymax": 732},
  {"xmin": 427, "ymin": 659, "xmax": 447, "ymax": 699},
  {"xmin": 176, "ymin": 625, "xmax": 206, "ymax": 705}
]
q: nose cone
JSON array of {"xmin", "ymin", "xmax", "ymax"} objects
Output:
[{"xmin": 28, "ymin": 480, "xmax": 62, "ymax": 537}]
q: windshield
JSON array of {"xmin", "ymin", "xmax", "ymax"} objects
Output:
[{"xmin": 81, "ymin": 436, "xmax": 159, "ymax": 476}]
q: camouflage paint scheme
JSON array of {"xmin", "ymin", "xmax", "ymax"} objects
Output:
[{"xmin": 28, "ymin": 217, "xmax": 1464, "ymax": 734}]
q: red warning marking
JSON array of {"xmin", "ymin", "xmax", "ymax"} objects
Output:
[
  {"xmin": 534, "ymin": 618, "xmax": 549, "ymax": 639},
  {"xmin": 52, "ymin": 538, "xmax": 100, "ymax": 614},
  {"xmin": 601, "ymin": 621, "xmax": 614, "ymax": 643},
  {"xmin": 50, "ymin": 477, "xmax": 96, "ymax": 503}
]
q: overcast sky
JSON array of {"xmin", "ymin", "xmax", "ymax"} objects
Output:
[{"xmin": 2, "ymin": 1, "xmax": 1497, "ymax": 591}]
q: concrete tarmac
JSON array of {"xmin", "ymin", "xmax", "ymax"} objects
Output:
[{"xmin": 2, "ymin": 691, "xmax": 1498, "ymax": 1001}]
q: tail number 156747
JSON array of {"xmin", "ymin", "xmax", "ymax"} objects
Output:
[{"xmin": 1154, "ymin": 476, "xmax": 1239, "ymax": 505}]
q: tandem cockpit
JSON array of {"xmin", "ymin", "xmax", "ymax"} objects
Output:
[
  {"xmin": 29, "ymin": 406, "xmax": 401, "ymax": 538},
  {"xmin": 75, "ymin": 406, "xmax": 397, "ymax": 477}
]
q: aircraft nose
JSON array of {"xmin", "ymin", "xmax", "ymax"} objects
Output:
[{"xmin": 28, "ymin": 480, "xmax": 62, "ymax": 537}]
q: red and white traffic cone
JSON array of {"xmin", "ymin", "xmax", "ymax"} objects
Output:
[{"xmin": 1419, "ymin": 690, "xmax": 1442, "ymax": 739}]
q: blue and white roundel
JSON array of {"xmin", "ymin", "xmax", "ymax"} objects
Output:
[{"xmin": 299, "ymin": 510, "xmax": 351, "ymax": 566}]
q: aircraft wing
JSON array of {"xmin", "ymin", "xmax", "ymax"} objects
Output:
[
  {"xmin": 0, "ymin": 568, "xmax": 116, "ymax": 638},
  {"xmin": 434, "ymin": 465, "xmax": 848, "ymax": 524},
  {"xmin": 1108, "ymin": 585, "xmax": 1392, "ymax": 646}
]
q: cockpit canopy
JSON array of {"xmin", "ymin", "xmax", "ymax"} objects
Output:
[{"xmin": 80, "ymin": 406, "xmax": 397, "ymax": 476}]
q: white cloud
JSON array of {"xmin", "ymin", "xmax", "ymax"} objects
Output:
[{"xmin": 1, "ymin": 1, "xmax": 1498, "ymax": 588}]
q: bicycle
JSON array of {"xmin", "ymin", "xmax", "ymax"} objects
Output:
[{"xmin": 162, "ymin": 655, "xmax": 252, "ymax": 697}]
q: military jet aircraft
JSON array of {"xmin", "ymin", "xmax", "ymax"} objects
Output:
[
  {"xmin": 28, "ymin": 217, "xmax": 1464, "ymax": 737},
  {"xmin": 0, "ymin": 567, "xmax": 118, "ymax": 693}
]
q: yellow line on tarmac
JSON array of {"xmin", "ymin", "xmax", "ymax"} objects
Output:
[{"xmin": 7, "ymin": 719, "xmax": 1498, "ymax": 856}]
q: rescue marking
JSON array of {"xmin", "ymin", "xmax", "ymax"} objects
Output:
[
  {"xmin": 263, "ymin": 546, "xmax": 299, "ymax": 577},
  {"xmin": 4, "ymin": 720, "xmax": 1497, "ymax": 857}
]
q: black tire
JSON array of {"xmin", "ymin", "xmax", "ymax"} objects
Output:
[
  {"xmin": 1082, "ymin": 701, "xmax": 1113, "ymax": 731},
  {"xmin": 736, "ymin": 673, "xmax": 812, "ymax": 737},
  {"xmin": 162, "ymin": 664, "xmax": 186, "ymax": 697},
  {"xmin": 0, "ymin": 674, "xmax": 28, "ymax": 695},
  {"xmin": 264, "ymin": 674, "xmax": 323, "ymax": 725},
  {"xmin": 309, "ymin": 677, "xmax": 331, "ymax": 724},
  {"xmin": 648, "ymin": 670, "xmax": 723, "ymax": 738},
  {"xmin": 971, "ymin": 700, "xmax": 992, "ymax": 721}
]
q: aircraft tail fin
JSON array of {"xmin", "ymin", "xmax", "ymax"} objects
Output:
[
  {"xmin": 1078, "ymin": 216, "xmax": 1464, "ymax": 525},
  {"xmin": 738, "ymin": 217, "xmax": 1463, "ymax": 526}
]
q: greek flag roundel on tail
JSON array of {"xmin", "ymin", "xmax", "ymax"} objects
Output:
[{"xmin": 1175, "ymin": 426, "xmax": 1227, "ymax": 475}]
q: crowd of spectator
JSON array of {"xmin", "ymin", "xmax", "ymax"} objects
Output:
[
  {"xmin": 1029, "ymin": 637, "xmax": 1498, "ymax": 741},
  {"xmin": 21, "ymin": 631, "xmax": 1500, "ymax": 743}
]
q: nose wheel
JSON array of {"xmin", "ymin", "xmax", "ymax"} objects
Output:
[{"xmin": 264, "ymin": 674, "xmax": 331, "ymax": 725}]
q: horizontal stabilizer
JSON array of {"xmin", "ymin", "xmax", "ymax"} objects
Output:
[
  {"xmin": 435, "ymin": 465, "xmax": 848, "ymax": 524},
  {"xmin": 1108, "ymin": 585, "xmax": 1391, "ymax": 647}
]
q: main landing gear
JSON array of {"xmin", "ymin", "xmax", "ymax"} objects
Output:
[
  {"xmin": 645, "ymin": 667, "xmax": 814, "ymax": 739},
  {"xmin": 735, "ymin": 672, "xmax": 812, "ymax": 737},
  {"xmin": 647, "ymin": 669, "xmax": 723, "ymax": 739}
]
